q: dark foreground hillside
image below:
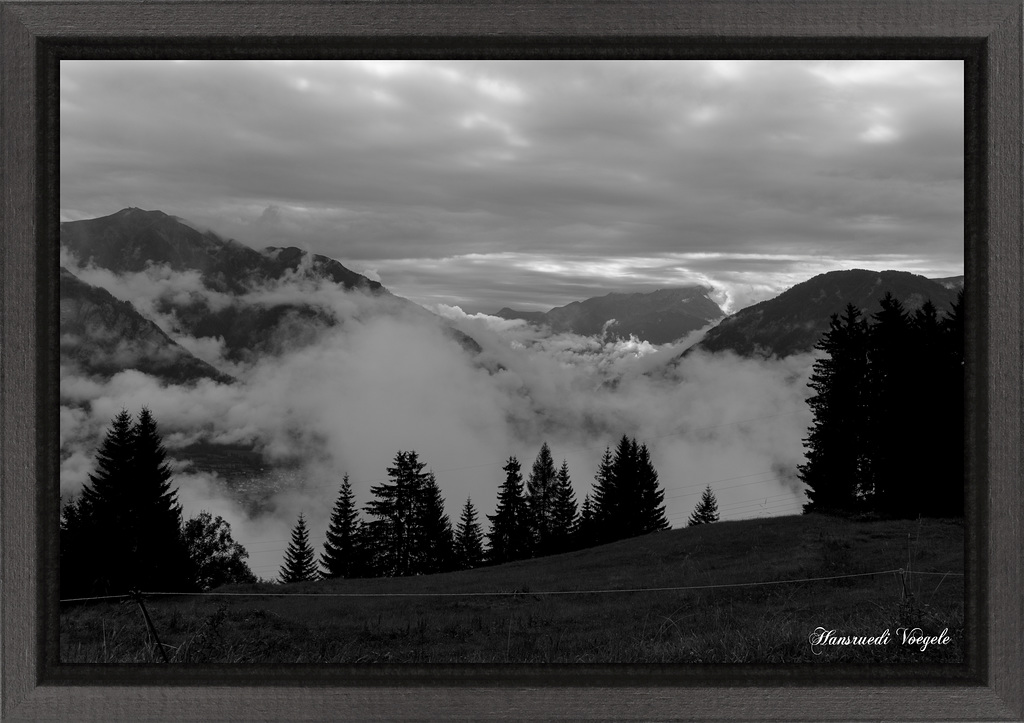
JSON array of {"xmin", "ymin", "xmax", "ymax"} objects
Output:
[{"xmin": 60, "ymin": 514, "xmax": 964, "ymax": 664}]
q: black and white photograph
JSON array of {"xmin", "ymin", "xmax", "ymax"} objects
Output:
[{"xmin": 57, "ymin": 59, "xmax": 966, "ymax": 664}]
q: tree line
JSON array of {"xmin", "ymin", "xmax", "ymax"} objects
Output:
[
  {"xmin": 280, "ymin": 437, "xmax": 671, "ymax": 583},
  {"xmin": 799, "ymin": 291, "xmax": 964, "ymax": 518},
  {"xmin": 60, "ymin": 409, "xmax": 674, "ymax": 593},
  {"xmin": 60, "ymin": 409, "xmax": 255, "ymax": 599}
]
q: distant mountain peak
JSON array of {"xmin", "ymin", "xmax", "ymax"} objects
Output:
[
  {"xmin": 59, "ymin": 208, "xmax": 485, "ymax": 373},
  {"xmin": 494, "ymin": 286, "xmax": 724, "ymax": 344}
]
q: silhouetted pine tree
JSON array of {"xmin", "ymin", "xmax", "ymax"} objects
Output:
[
  {"xmin": 74, "ymin": 409, "xmax": 135, "ymax": 595},
  {"xmin": 365, "ymin": 451, "xmax": 433, "ymax": 577},
  {"xmin": 590, "ymin": 437, "xmax": 668, "ymax": 542},
  {"xmin": 905, "ymin": 301, "xmax": 945, "ymax": 516},
  {"xmin": 130, "ymin": 408, "xmax": 193, "ymax": 591},
  {"xmin": 418, "ymin": 471, "xmax": 455, "ymax": 574},
  {"xmin": 799, "ymin": 304, "xmax": 870, "ymax": 514},
  {"xmin": 633, "ymin": 443, "xmax": 669, "ymax": 534},
  {"xmin": 574, "ymin": 494, "xmax": 599, "ymax": 549},
  {"xmin": 590, "ymin": 446, "xmax": 617, "ymax": 543},
  {"xmin": 279, "ymin": 513, "xmax": 318, "ymax": 583},
  {"xmin": 59, "ymin": 496, "xmax": 91, "ymax": 599},
  {"xmin": 608, "ymin": 435, "xmax": 638, "ymax": 533},
  {"xmin": 526, "ymin": 442, "xmax": 559, "ymax": 556},
  {"xmin": 548, "ymin": 460, "xmax": 578, "ymax": 554},
  {"xmin": 866, "ymin": 293, "xmax": 914, "ymax": 516},
  {"xmin": 453, "ymin": 497, "xmax": 486, "ymax": 570},
  {"xmin": 799, "ymin": 292, "xmax": 964, "ymax": 519},
  {"xmin": 487, "ymin": 456, "xmax": 532, "ymax": 564},
  {"xmin": 937, "ymin": 291, "xmax": 965, "ymax": 516},
  {"xmin": 321, "ymin": 475, "xmax": 364, "ymax": 579},
  {"xmin": 687, "ymin": 485, "xmax": 720, "ymax": 526},
  {"xmin": 65, "ymin": 408, "xmax": 193, "ymax": 597}
]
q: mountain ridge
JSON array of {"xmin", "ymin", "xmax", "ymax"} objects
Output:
[
  {"xmin": 689, "ymin": 268, "xmax": 961, "ymax": 359},
  {"xmin": 495, "ymin": 287, "xmax": 724, "ymax": 344},
  {"xmin": 60, "ymin": 266, "xmax": 234, "ymax": 385},
  {"xmin": 60, "ymin": 208, "xmax": 481, "ymax": 365}
]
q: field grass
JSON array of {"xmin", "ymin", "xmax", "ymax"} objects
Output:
[{"xmin": 60, "ymin": 513, "xmax": 965, "ymax": 664}]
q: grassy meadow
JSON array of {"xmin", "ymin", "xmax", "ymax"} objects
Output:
[{"xmin": 60, "ymin": 513, "xmax": 965, "ymax": 664}]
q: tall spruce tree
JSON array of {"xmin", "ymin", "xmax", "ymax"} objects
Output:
[
  {"xmin": 321, "ymin": 475, "xmax": 363, "ymax": 579},
  {"xmin": 364, "ymin": 451, "xmax": 452, "ymax": 577},
  {"xmin": 365, "ymin": 451, "xmax": 428, "ymax": 576},
  {"xmin": 418, "ymin": 471, "xmax": 455, "ymax": 574},
  {"xmin": 574, "ymin": 493, "xmax": 599, "ymax": 550},
  {"xmin": 937, "ymin": 291, "xmax": 965, "ymax": 517},
  {"xmin": 526, "ymin": 442, "xmax": 559, "ymax": 556},
  {"xmin": 633, "ymin": 443, "xmax": 669, "ymax": 534},
  {"xmin": 798, "ymin": 293, "xmax": 964, "ymax": 519},
  {"xmin": 590, "ymin": 447, "xmax": 617, "ymax": 543},
  {"xmin": 66, "ymin": 408, "xmax": 193, "ymax": 597},
  {"xmin": 59, "ymin": 496, "xmax": 91, "ymax": 599},
  {"xmin": 453, "ymin": 497, "xmax": 486, "ymax": 570},
  {"xmin": 866, "ymin": 293, "xmax": 914, "ymax": 516},
  {"xmin": 487, "ymin": 456, "xmax": 532, "ymax": 564},
  {"xmin": 687, "ymin": 485, "xmax": 720, "ymax": 526},
  {"xmin": 130, "ymin": 408, "xmax": 193, "ymax": 591},
  {"xmin": 799, "ymin": 304, "xmax": 870, "ymax": 514},
  {"xmin": 76, "ymin": 409, "xmax": 136, "ymax": 595},
  {"xmin": 279, "ymin": 513, "xmax": 318, "ymax": 583},
  {"xmin": 549, "ymin": 460, "xmax": 578, "ymax": 554}
]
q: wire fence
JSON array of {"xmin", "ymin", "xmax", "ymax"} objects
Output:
[{"xmin": 59, "ymin": 567, "xmax": 963, "ymax": 604}]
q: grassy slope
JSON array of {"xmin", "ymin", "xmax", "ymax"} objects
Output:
[{"xmin": 60, "ymin": 514, "xmax": 964, "ymax": 664}]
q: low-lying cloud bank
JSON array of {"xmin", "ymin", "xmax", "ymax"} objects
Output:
[{"xmin": 59, "ymin": 262, "xmax": 815, "ymax": 578}]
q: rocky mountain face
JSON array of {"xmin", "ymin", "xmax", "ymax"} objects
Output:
[
  {"xmin": 495, "ymin": 287, "xmax": 724, "ymax": 344},
  {"xmin": 690, "ymin": 269, "xmax": 961, "ymax": 359},
  {"xmin": 61, "ymin": 207, "xmax": 384, "ymax": 295},
  {"xmin": 60, "ymin": 208, "xmax": 480, "ymax": 373},
  {"xmin": 60, "ymin": 267, "xmax": 233, "ymax": 385}
]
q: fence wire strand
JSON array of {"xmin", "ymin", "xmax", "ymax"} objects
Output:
[{"xmin": 58, "ymin": 567, "xmax": 963, "ymax": 603}]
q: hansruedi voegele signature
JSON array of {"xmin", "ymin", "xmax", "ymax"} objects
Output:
[{"xmin": 808, "ymin": 626, "xmax": 951, "ymax": 655}]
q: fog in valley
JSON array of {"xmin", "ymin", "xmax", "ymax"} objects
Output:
[{"xmin": 59, "ymin": 257, "xmax": 813, "ymax": 577}]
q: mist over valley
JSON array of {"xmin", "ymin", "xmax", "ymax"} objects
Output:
[{"xmin": 58, "ymin": 208, "xmax": 965, "ymax": 579}]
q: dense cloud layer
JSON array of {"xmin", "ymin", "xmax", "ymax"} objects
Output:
[
  {"xmin": 60, "ymin": 60, "xmax": 964, "ymax": 313},
  {"xmin": 59, "ymin": 262, "xmax": 815, "ymax": 578}
]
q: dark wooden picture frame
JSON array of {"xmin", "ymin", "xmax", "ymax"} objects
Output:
[{"xmin": 2, "ymin": 2, "xmax": 1021, "ymax": 720}]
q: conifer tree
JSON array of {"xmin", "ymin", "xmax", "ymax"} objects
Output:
[
  {"xmin": 937, "ymin": 291, "xmax": 965, "ymax": 517},
  {"xmin": 548, "ymin": 459, "xmax": 578, "ymax": 554},
  {"xmin": 321, "ymin": 475, "xmax": 363, "ymax": 579},
  {"xmin": 687, "ymin": 485, "xmax": 720, "ymax": 526},
  {"xmin": 76, "ymin": 409, "xmax": 136, "ymax": 595},
  {"xmin": 365, "ymin": 451, "xmax": 430, "ymax": 577},
  {"xmin": 418, "ymin": 471, "xmax": 455, "ymax": 574},
  {"xmin": 526, "ymin": 442, "xmax": 559, "ymax": 556},
  {"xmin": 66, "ymin": 408, "xmax": 193, "ymax": 596},
  {"xmin": 590, "ymin": 447, "xmax": 617, "ymax": 543},
  {"xmin": 130, "ymin": 408, "xmax": 192, "ymax": 591},
  {"xmin": 799, "ymin": 304, "xmax": 870, "ymax": 514},
  {"xmin": 487, "ymin": 456, "xmax": 532, "ymax": 564},
  {"xmin": 634, "ymin": 443, "xmax": 669, "ymax": 534},
  {"xmin": 866, "ymin": 293, "xmax": 914, "ymax": 516},
  {"xmin": 574, "ymin": 493, "xmax": 599, "ymax": 550},
  {"xmin": 279, "ymin": 513, "xmax": 318, "ymax": 583},
  {"xmin": 59, "ymin": 496, "xmax": 91, "ymax": 599},
  {"xmin": 453, "ymin": 497, "xmax": 486, "ymax": 570}
]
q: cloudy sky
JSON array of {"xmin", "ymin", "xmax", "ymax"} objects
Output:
[{"xmin": 60, "ymin": 59, "xmax": 964, "ymax": 314}]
